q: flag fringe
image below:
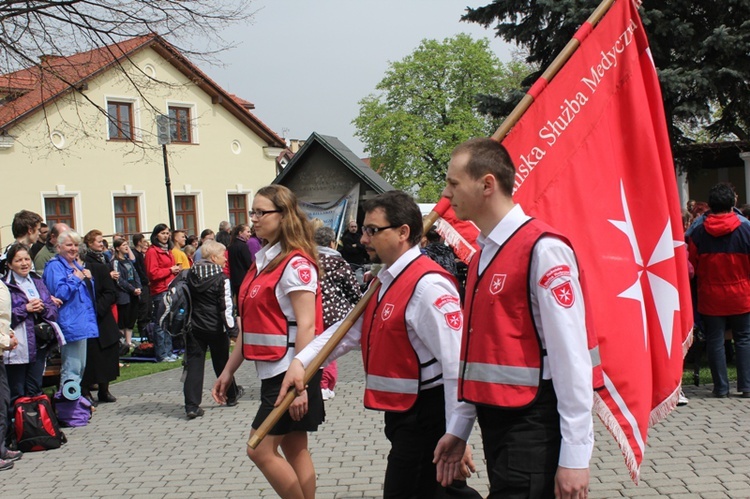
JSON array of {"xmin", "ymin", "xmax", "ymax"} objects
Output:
[
  {"xmin": 681, "ymin": 327, "xmax": 694, "ymax": 358},
  {"xmin": 649, "ymin": 384, "xmax": 680, "ymax": 428},
  {"xmin": 648, "ymin": 325, "xmax": 693, "ymax": 428},
  {"xmin": 593, "ymin": 392, "xmax": 640, "ymax": 484},
  {"xmin": 435, "ymin": 218, "xmax": 477, "ymax": 264}
]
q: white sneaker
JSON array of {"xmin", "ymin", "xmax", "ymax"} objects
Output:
[
  {"xmin": 321, "ymin": 388, "xmax": 334, "ymax": 401},
  {"xmin": 677, "ymin": 391, "xmax": 688, "ymax": 406}
]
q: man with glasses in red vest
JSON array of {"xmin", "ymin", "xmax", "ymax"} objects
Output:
[{"xmin": 278, "ymin": 190, "xmax": 478, "ymax": 498}]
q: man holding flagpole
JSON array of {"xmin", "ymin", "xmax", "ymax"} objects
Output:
[
  {"xmin": 277, "ymin": 190, "xmax": 479, "ymax": 498},
  {"xmin": 435, "ymin": 137, "xmax": 600, "ymax": 499}
]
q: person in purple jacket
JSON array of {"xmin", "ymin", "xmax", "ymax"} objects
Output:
[
  {"xmin": 246, "ymin": 224, "xmax": 263, "ymax": 262},
  {"xmin": 2, "ymin": 243, "xmax": 62, "ymax": 403}
]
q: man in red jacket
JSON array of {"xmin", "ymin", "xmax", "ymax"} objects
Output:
[{"xmin": 687, "ymin": 182, "xmax": 750, "ymax": 399}]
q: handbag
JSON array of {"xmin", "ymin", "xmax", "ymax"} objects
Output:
[{"xmin": 33, "ymin": 322, "xmax": 56, "ymax": 344}]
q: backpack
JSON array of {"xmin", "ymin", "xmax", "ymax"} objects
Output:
[
  {"xmin": 13, "ymin": 395, "xmax": 67, "ymax": 452},
  {"xmin": 53, "ymin": 392, "xmax": 93, "ymax": 427},
  {"xmin": 132, "ymin": 341, "xmax": 155, "ymax": 358},
  {"xmin": 160, "ymin": 269, "xmax": 192, "ymax": 337}
]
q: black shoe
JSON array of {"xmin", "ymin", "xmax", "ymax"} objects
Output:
[
  {"xmin": 98, "ymin": 392, "xmax": 117, "ymax": 403},
  {"xmin": 741, "ymin": 392, "xmax": 750, "ymax": 398},
  {"xmin": 186, "ymin": 407, "xmax": 204, "ymax": 419},
  {"xmin": 2, "ymin": 450, "xmax": 22, "ymax": 462},
  {"xmin": 712, "ymin": 392, "xmax": 729, "ymax": 398},
  {"xmin": 82, "ymin": 392, "xmax": 98, "ymax": 407}
]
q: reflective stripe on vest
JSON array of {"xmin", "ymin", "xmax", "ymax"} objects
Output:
[
  {"xmin": 460, "ymin": 361, "xmax": 540, "ymax": 387},
  {"xmin": 590, "ymin": 346, "xmax": 601, "ymax": 368},
  {"xmin": 243, "ymin": 332, "xmax": 289, "ymax": 348},
  {"xmin": 365, "ymin": 374, "xmax": 420, "ymax": 395}
]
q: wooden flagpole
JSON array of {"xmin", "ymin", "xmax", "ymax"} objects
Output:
[
  {"xmin": 492, "ymin": 0, "xmax": 616, "ymax": 142},
  {"xmin": 248, "ymin": 0, "xmax": 618, "ymax": 450}
]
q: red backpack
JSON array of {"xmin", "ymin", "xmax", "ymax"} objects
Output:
[{"xmin": 13, "ymin": 394, "xmax": 67, "ymax": 452}]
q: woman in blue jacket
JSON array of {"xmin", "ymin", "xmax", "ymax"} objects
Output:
[{"xmin": 43, "ymin": 230, "xmax": 98, "ymax": 401}]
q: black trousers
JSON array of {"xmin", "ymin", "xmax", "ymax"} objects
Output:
[
  {"xmin": 183, "ymin": 330, "xmax": 237, "ymax": 411},
  {"xmin": 383, "ymin": 385, "xmax": 445, "ymax": 499},
  {"xmin": 476, "ymin": 380, "xmax": 561, "ymax": 499},
  {"xmin": 135, "ymin": 287, "xmax": 151, "ymax": 338}
]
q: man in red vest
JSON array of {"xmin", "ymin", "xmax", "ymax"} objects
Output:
[
  {"xmin": 435, "ymin": 137, "xmax": 598, "ymax": 499},
  {"xmin": 278, "ymin": 190, "xmax": 478, "ymax": 498}
]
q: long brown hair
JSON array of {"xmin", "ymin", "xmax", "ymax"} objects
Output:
[{"xmin": 256, "ymin": 185, "xmax": 317, "ymax": 272}]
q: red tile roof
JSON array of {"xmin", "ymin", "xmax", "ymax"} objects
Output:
[{"xmin": 0, "ymin": 35, "xmax": 284, "ymax": 147}]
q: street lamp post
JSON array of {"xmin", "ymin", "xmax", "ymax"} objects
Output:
[{"xmin": 156, "ymin": 114, "xmax": 175, "ymax": 229}]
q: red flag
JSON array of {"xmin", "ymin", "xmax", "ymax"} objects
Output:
[
  {"xmin": 499, "ymin": 0, "xmax": 692, "ymax": 482},
  {"xmin": 432, "ymin": 197, "xmax": 481, "ymax": 264}
]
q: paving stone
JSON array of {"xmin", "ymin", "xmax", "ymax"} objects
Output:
[{"xmin": 5, "ymin": 360, "xmax": 749, "ymax": 498}]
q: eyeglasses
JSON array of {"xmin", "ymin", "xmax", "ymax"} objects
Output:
[
  {"xmin": 249, "ymin": 209, "xmax": 282, "ymax": 219},
  {"xmin": 362, "ymin": 224, "xmax": 400, "ymax": 237}
]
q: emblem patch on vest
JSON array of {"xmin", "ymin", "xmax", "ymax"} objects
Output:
[
  {"xmin": 250, "ymin": 285, "xmax": 260, "ymax": 298},
  {"xmin": 489, "ymin": 274, "xmax": 506, "ymax": 295},
  {"xmin": 551, "ymin": 281, "xmax": 575, "ymax": 308},
  {"xmin": 381, "ymin": 303, "xmax": 394, "ymax": 321},
  {"xmin": 297, "ymin": 267, "xmax": 312, "ymax": 284},
  {"xmin": 444, "ymin": 311, "xmax": 462, "ymax": 331}
]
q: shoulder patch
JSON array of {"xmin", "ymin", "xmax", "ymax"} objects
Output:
[
  {"xmin": 539, "ymin": 265, "xmax": 571, "ymax": 288},
  {"xmin": 291, "ymin": 257, "xmax": 310, "ymax": 269},
  {"xmin": 434, "ymin": 294, "xmax": 460, "ymax": 309}
]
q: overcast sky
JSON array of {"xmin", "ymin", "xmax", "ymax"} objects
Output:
[{"xmin": 205, "ymin": 0, "xmax": 514, "ymax": 157}]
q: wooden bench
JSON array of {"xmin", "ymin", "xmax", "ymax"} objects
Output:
[{"xmin": 42, "ymin": 355, "xmax": 62, "ymax": 389}]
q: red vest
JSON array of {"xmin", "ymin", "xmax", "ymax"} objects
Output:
[
  {"xmin": 361, "ymin": 256, "xmax": 454, "ymax": 412},
  {"xmin": 459, "ymin": 219, "xmax": 603, "ymax": 409},
  {"xmin": 239, "ymin": 250, "xmax": 323, "ymax": 362}
]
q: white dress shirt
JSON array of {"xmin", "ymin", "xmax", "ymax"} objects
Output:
[
  {"xmin": 476, "ymin": 204, "xmax": 594, "ymax": 469},
  {"xmin": 296, "ymin": 245, "xmax": 476, "ymax": 440}
]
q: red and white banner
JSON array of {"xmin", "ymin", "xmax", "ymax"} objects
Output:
[
  {"xmin": 432, "ymin": 197, "xmax": 481, "ymax": 264},
  {"xmin": 500, "ymin": 0, "xmax": 692, "ymax": 482}
]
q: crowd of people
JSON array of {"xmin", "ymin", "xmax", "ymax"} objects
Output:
[{"xmin": 5, "ymin": 157, "xmax": 745, "ymax": 497}]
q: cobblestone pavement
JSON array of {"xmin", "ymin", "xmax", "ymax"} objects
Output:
[{"xmin": 4, "ymin": 353, "xmax": 749, "ymax": 498}]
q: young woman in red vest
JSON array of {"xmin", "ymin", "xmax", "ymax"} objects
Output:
[{"xmin": 213, "ymin": 185, "xmax": 323, "ymax": 499}]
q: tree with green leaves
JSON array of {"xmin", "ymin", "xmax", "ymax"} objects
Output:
[
  {"xmin": 354, "ymin": 33, "xmax": 530, "ymax": 201},
  {"xmin": 463, "ymin": 0, "xmax": 750, "ymax": 158}
]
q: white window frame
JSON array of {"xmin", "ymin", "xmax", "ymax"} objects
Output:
[
  {"xmin": 166, "ymin": 101, "xmax": 199, "ymax": 144},
  {"xmin": 172, "ymin": 189, "xmax": 204, "ymax": 236},
  {"xmin": 110, "ymin": 191, "xmax": 146, "ymax": 236},
  {"xmin": 226, "ymin": 188, "xmax": 253, "ymax": 226},
  {"xmin": 40, "ymin": 191, "xmax": 83, "ymax": 232},
  {"xmin": 104, "ymin": 95, "xmax": 142, "ymax": 141}
]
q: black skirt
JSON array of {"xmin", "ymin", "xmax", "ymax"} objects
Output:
[
  {"xmin": 252, "ymin": 369, "xmax": 325, "ymax": 435},
  {"xmin": 82, "ymin": 337, "xmax": 120, "ymax": 384},
  {"xmin": 117, "ymin": 299, "xmax": 139, "ymax": 330}
]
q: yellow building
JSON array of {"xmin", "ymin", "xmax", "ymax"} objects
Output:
[{"xmin": 0, "ymin": 35, "xmax": 285, "ymax": 243}]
